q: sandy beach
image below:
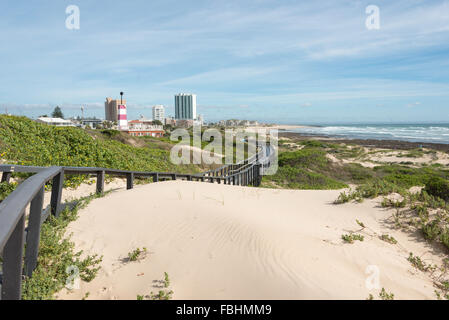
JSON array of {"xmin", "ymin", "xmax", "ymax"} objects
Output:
[{"xmin": 56, "ymin": 180, "xmax": 440, "ymax": 300}]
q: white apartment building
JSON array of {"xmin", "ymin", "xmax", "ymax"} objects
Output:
[
  {"xmin": 175, "ymin": 93, "xmax": 197, "ymax": 120},
  {"xmin": 152, "ymin": 105, "xmax": 165, "ymax": 122}
]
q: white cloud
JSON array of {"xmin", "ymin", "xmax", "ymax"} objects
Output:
[{"xmin": 406, "ymin": 102, "xmax": 421, "ymax": 107}]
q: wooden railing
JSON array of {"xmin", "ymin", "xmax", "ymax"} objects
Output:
[{"xmin": 0, "ymin": 145, "xmax": 275, "ymax": 299}]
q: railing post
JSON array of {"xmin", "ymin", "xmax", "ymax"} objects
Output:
[
  {"xmin": 255, "ymin": 165, "xmax": 258, "ymax": 185},
  {"xmin": 256, "ymin": 141, "xmax": 259, "ymax": 162},
  {"xmin": 153, "ymin": 173, "xmax": 159, "ymax": 182},
  {"xmin": 24, "ymin": 186, "xmax": 44, "ymax": 277},
  {"xmin": 1, "ymin": 214, "xmax": 25, "ymax": 300},
  {"xmin": 50, "ymin": 171, "xmax": 64, "ymax": 217},
  {"xmin": 187, "ymin": 175, "xmax": 192, "ymax": 181},
  {"xmin": 126, "ymin": 172, "xmax": 134, "ymax": 190},
  {"xmin": 171, "ymin": 173, "xmax": 177, "ymax": 181},
  {"xmin": 1, "ymin": 171, "xmax": 12, "ymax": 183},
  {"xmin": 249, "ymin": 167, "xmax": 252, "ymax": 185},
  {"xmin": 96, "ymin": 170, "xmax": 105, "ymax": 194},
  {"xmin": 252, "ymin": 166, "xmax": 255, "ymax": 185}
]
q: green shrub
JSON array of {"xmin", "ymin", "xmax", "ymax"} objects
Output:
[
  {"xmin": 440, "ymin": 229, "xmax": 449, "ymax": 250},
  {"xmin": 269, "ymin": 166, "xmax": 347, "ymax": 190},
  {"xmin": 422, "ymin": 220, "xmax": 442, "ymax": 241},
  {"xmin": 0, "ymin": 181, "xmax": 17, "ymax": 202},
  {"xmin": 424, "ymin": 177, "xmax": 449, "ymax": 201},
  {"xmin": 343, "ymin": 163, "xmax": 374, "ymax": 183},
  {"xmin": 357, "ymin": 179, "xmax": 405, "ymax": 199},
  {"xmin": 100, "ymin": 129, "xmax": 120, "ymax": 137},
  {"xmin": 408, "ymin": 252, "xmax": 430, "ymax": 272},
  {"xmin": 278, "ymin": 148, "xmax": 328, "ymax": 169},
  {"xmin": 341, "ymin": 233, "xmax": 364, "ymax": 243}
]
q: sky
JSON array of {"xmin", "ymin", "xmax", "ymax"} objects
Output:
[{"xmin": 1, "ymin": 0, "xmax": 449, "ymax": 124}]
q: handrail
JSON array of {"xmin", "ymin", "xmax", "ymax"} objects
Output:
[
  {"xmin": 0, "ymin": 167, "xmax": 61, "ymax": 251},
  {"xmin": 0, "ymin": 144, "xmax": 275, "ymax": 300}
]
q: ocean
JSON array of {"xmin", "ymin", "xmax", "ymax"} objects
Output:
[{"xmin": 288, "ymin": 124, "xmax": 449, "ymax": 145}]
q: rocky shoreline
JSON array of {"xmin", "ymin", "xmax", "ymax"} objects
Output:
[{"xmin": 279, "ymin": 131, "xmax": 449, "ymax": 153}]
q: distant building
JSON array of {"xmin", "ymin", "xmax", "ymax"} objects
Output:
[
  {"xmin": 152, "ymin": 105, "xmax": 165, "ymax": 122},
  {"xmin": 176, "ymin": 119, "xmax": 194, "ymax": 128},
  {"xmin": 36, "ymin": 117, "xmax": 75, "ymax": 127},
  {"xmin": 125, "ymin": 119, "xmax": 164, "ymax": 137},
  {"xmin": 249, "ymin": 120, "xmax": 259, "ymax": 126},
  {"xmin": 80, "ymin": 119, "xmax": 103, "ymax": 128},
  {"xmin": 165, "ymin": 117, "xmax": 176, "ymax": 126},
  {"xmin": 105, "ymin": 98, "xmax": 124, "ymax": 122},
  {"xmin": 175, "ymin": 93, "xmax": 197, "ymax": 120}
]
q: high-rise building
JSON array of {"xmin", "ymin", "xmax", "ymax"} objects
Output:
[
  {"xmin": 105, "ymin": 97, "xmax": 127, "ymax": 122},
  {"xmin": 152, "ymin": 105, "xmax": 165, "ymax": 123},
  {"xmin": 175, "ymin": 93, "xmax": 197, "ymax": 120}
]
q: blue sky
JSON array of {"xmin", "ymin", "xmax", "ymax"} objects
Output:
[{"xmin": 1, "ymin": 0, "xmax": 449, "ymax": 123}]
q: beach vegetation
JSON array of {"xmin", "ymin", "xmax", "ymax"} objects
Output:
[
  {"xmin": 341, "ymin": 233, "xmax": 364, "ymax": 243},
  {"xmin": 265, "ymin": 140, "xmax": 449, "ymax": 192},
  {"xmin": 380, "ymin": 234, "xmax": 397, "ymax": 244},
  {"xmin": 137, "ymin": 272, "xmax": 173, "ymax": 300},
  {"xmin": 163, "ymin": 271, "xmax": 170, "ymax": 288},
  {"xmin": 149, "ymin": 290, "xmax": 174, "ymax": 300},
  {"xmin": 379, "ymin": 288, "xmax": 394, "ymax": 300},
  {"xmin": 0, "ymin": 115, "xmax": 200, "ymax": 189},
  {"xmin": 0, "ymin": 181, "xmax": 17, "ymax": 202},
  {"xmin": 21, "ymin": 193, "xmax": 103, "ymax": 300},
  {"xmin": 127, "ymin": 247, "xmax": 148, "ymax": 262},
  {"xmin": 424, "ymin": 177, "xmax": 449, "ymax": 201},
  {"xmin": 356, "ymin": 219, "xmax": 366, "ymax": 229},
  {"xmin": 422, "ymin": 220, "xmax": 442, "ymax": 241},
  {"xmin": 408, "ymin": 252, "xmax": 432, "ymax": 272}
]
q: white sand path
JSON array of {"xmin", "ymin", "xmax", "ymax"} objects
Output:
[{"xmin": 56, "ymin": 181, "xmax": 440, "ymax": 300}]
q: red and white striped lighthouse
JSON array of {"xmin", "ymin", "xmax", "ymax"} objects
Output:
[{"xmin": 118, "ymin": 104, "xmax": 128, "ymax": 130}]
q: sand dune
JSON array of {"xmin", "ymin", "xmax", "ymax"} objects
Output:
[{"xmin": 56, "ymin": 181, "xmax": 439, "ymax": 300}]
